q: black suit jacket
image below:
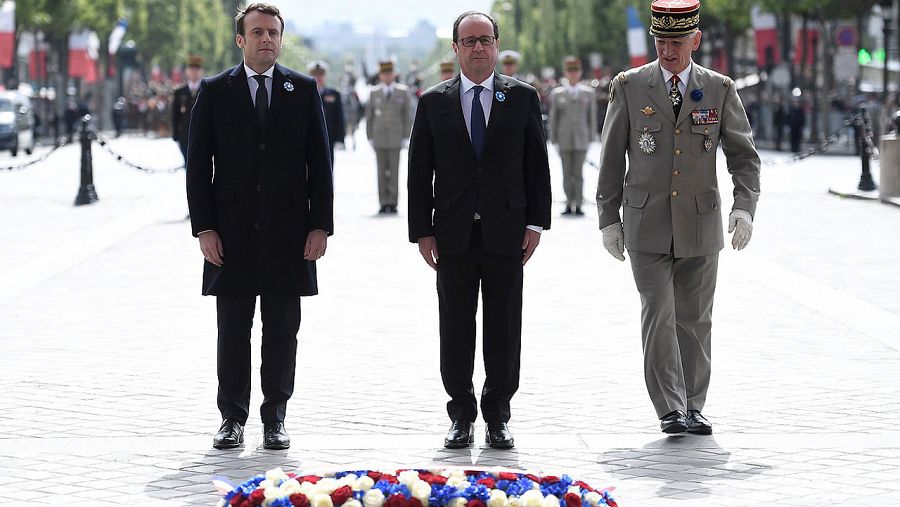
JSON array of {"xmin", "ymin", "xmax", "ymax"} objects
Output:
[
  {"xmin": 320, "ymin": 87, "xmax": 345, "ymax": 146},
  {"xmin": 187, "ymin": 63, "xmax": 334, "ymax": 296},
  {"xmin": 171, "ymin": 84, "xmax": 197, "ymax": 148},
  {"xmin": 407, "ymin": 74, "xmax": 551, "ymax": 256}
]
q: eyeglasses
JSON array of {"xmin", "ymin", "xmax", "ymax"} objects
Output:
[{"xmin": 459, "ymin": 36, "xmax": 495, "ymax": 47}]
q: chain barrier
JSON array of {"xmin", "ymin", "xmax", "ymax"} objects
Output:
[
  {"xmin": 95, "ymin": 132, "xmax": 185, "ymax": 174},
  {"xmin": 0, "ymin": 141, "xmax": 65, "ymax": 171}
]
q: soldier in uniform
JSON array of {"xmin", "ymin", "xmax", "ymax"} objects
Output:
[
  {"xmin": 172, "ymin": 55, "xmax": 204, "ymax": 166},
  {"xmin": 498, "ymin": 50, "xmax": 522, "ymax": 80},
  {"xmin": 309, "ymin": 60, "xmax": 345, "ymax": 168},
  {"xmin": 549, "ymin": 56, "xmax": 597, "ymax": 216},
  {"xmin": 596, "ymin": 0, "xmax": 759, "ymax": 435},
  {"xmin": 439, "ymin": 59, "xmax": 456, "ymax": 82},
  {"xmin": 365, "ymin": 60, "xmax": 412, "ymax": 214}
]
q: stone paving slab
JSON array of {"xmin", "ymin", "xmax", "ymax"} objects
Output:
[{"xmin": 1, "ymin": 134, "xmax": 899, "ymax": 505}]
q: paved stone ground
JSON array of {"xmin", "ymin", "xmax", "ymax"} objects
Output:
[{"xmin": 1, "ymin": 131, "xmax": 899, "ymax": 506}]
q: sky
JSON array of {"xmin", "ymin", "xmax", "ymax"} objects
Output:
[{"xmin": 276, "ymin": 0, "xmax": 495, "ymax": 32}]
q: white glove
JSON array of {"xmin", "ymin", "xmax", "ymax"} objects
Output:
[
  {"xmin": 728, "ymin": 209, "xmax": 753, "ymax": 250},
  {"xmin": 402, "ymin": 139, "xmax": 409, "ymax": 150},
  {"xmin": 601, "ymin": 222, "xmax": 626, "ymax": 261}
]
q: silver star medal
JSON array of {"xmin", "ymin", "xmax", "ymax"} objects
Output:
[
  {"xmin": 638, "ymin": 126, "xmax": 656, "ymax": 155},
  {"xmin": 284, "ymin": 81, "xmax": 294, "ymax": 92}
]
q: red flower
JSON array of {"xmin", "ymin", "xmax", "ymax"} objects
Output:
[
  {"xmin": 573, "ymin": 481, "xmax": 594, "ymax": 493},
  {"xmin": 291, "ymin": 494, "xmax": 311, "ymax": 507},
  {"xmin": 249, "ymin": 489, "xmax": 266, "ymax": 506},
  {"xmin": 541, "ymin": 476, "xmax": 560, "ymax": 484},
  {"xmin": 299, "ymin": 475, "xmax": 321, "ymax": 484},
  {"xmin": 420, "ymin": 473, "xmax": 447, "ymax": 485},
  {"xmin": 368, "ymin": 471, "xmax": 384, "ymax": 482},
  {"xmin": 498, "ymin": 473, "xmax": 519, "ymax": 481},
  {"xmin": 409, "ymin": 498, "xmax": 424, "ymax": 507},
  {"xmin": 525, "ymin": 475, "xmax": 542, "ymax": 484},
  {"xmin": 288, "ymin": 472, "xmax": 298, "ymax": 479},
  {"xmin": 384, "ymin": 494, "xmax": 409, "ymax": 507},
  {"xmin": 380, "ymin": 475, "xmax": 399, "ymax": 484},
  {"xmin": 564, "ymin": 492, "xmax": 582, "ymax": 507},
  {"xmin": 239, "ymin": 500, "xmax": 252, "ymax": 507},
  {"xmin": 607, "ymin": 501, "xmax": 618, "ymax": 507},
  {"xmin": 464, "ymin": 470, "xmax": 481, "ymax": 477},
  {"xmin": 476, "ymin": 477, "xmax": 496, "ymax": 489},
  {"xmin": 332, "ymin": 486, "xmax": 353, "ymax": 505},
  {"xmin": 466, "ymin": 500, "xmax": 486, "ymax": 507},
  {"xmin": 229, "ymin": 493, "xmax": 244, "ymax": 506}
]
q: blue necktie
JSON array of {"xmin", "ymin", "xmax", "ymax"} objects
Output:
[{"xmin": 470, "ymin": 85, "xmax": 486, "ymax": 158}]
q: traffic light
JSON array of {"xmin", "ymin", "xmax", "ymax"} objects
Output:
[
  {"xmin": 874, "ymin": 48, "xmax": 886, "ymax": 63},
  {"xmin": 858, "ymin": 48, "xmax": 873, "ymax": 65}
]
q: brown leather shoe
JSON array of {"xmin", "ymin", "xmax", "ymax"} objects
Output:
[
  {"xmin": 686, "ymin": 410, "xmax": 713, "ymax": 435},
  {"xmin": 444, "ymin": 420, "xmax": 475, "ymax": 449},
  {"xmin": 212, "ymin": 419, "xmax": 244, "ymax": 449},
  {"xmin": 659, "ymin": 410, "xmax": 688, "ymax": 434},
  {"xmin": 263, "ymin": 422, "xmax": 291, "ymax": 450},
  {"xmin": 485, "ymin": 422, "xmax": 515, "ymax": 449}
]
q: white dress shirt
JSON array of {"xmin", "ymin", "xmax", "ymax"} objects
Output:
[
  {"xmin": 459, "ymin": 72, "xmax": 541, "ymax": 234},
  {"xmin": 245, "ymin": 63, "xmax": 274, "ymax": 108},
  {"xmin": 660, "ymin": 60, "xmax": 692, "ymax": 95}
]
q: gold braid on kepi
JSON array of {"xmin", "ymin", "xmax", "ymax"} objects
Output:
[{"xmin": 649, "ymin": 0, "xmax": 700, "ymax": 38}]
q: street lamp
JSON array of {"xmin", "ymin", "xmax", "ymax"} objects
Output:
[{"xmin": 882, "ymin": 0, "xmax": 893, "ymax": 102}]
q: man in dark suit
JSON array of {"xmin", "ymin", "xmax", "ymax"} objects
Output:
[
  {"xmin": 407, "ymin": 11, "xmax": 551, "ymax": 450},
  {"xmin": 308, "ymin": 60, "xmax": 345, "ymax": 168},
  {"xmin": 172, "ymin": 55, "xmax": 204, "ymax": 166},
  {"xmin": 186, "ymin": 2, "xmax": 333, "ymax": 451}
]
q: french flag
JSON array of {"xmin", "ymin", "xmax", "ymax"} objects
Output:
[
  {"xmin": 0, "ymin": 0, "xmax": 14, "ymax": 69},
  {"xmin": 751, "ymin": 5, "xmax": 780, "ymax": 69},
  {"xmin": 69, "ymin": 29, "xmax": 100, "ymax": 83},
  {"xmin": 626, "ymin": 6, "xmax": 648, "ymax": 68}
]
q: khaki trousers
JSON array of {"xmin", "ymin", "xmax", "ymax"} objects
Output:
[
  {"xmin": 629, "ymin": 250, "xmax": 718, "ymax": 418},
  {"xmin": 559, "ymin": 149, "xmax": 586, "ymax": 207},
  {"xmin": 375, "ymin": 148, "xmax": 401, "ymax": 207}
]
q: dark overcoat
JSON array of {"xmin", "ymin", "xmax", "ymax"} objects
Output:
[{"xmin": 187, "ymin": 63, "xmax": 334, "ymax": 296}]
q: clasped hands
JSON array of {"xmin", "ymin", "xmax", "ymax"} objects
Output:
[
  {"xmin": 198, "ymin": 229, "xmax": 329, "ymax": 266},
  {"xmin": 600, "ymin": 209, "xmax": 753, "ymax": 262},
  {"xmin": 417, "ymin": 228, "xmax": 542, "ymax": 270}
]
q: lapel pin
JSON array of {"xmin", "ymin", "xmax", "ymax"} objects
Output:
[
  {"xmin": 284, "ymin": 81, "xmax": 294, "ymax": 92},
  {"xmin": 690, "ymin": 89, "xmax": 703, "ymax": 101},
  {"xmin": 641, "ymin": 106, "xmax": 655, "ymax": 117},
  {"xmin": 495, "ymin": 91, "xmax": 506, "ymax": 102}
]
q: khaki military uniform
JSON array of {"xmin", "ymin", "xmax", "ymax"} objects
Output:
[
  {"xmin": 596, "ymin": 61, "xmax": 760, "ymax": 418},
  {"xmin": 366, "ymin": 82, "xmax": 412, "ymax": 208},
  {"xmin": 549, "ymin": 83, "xmax": 597, "ymax": 207}
]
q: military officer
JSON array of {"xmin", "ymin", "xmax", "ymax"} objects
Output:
[
  {"xmin": 499, "ymin": 50, "xmax": 523, "ymax": 80},
  {"xmin": 172, "ymin": 55, "xmax": 204, "ymax": 165},
  {"xmin": 596, "ymin": 0, "xmax": 759, "ymax": 435},
  {"xmin": 549, "ymin": 56, "xmax": 597, "ymax": 216},
  {"xmin": 439, "ymin": 59, "xmax": 456, "ymax": 81},
  {"xmin": 309, "ymin": 60, "xmax": 345, "ymax": 168},
  {"xmin": 365, "ymin": 60, "xmax": 412, "ymax": 214}
]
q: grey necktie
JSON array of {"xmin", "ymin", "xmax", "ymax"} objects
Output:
[{"xmin": 253, "ymin": 74, "xmax": 268, "ymax": 124}]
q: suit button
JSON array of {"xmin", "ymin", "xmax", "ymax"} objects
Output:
[
  {"xmin": 672, "ymin": 170, "xmax": 680, "ymax": 176},
  {"xmin": 671, "ymin": 190, "xmax": 678, "ymax": 197},
  {"xmin": 675, "ymin": 128, "xmax": 681, "ymax": 134},
  {"xmin": 256, "ymin": 185, "xmax": 262, "ymax": 192},
  {"xmin": 254, "ymin": 222, "xmax": 260, "ymax": 229},
  {"xmin": 259, "ymin": 143, "xmax": 266, "ymax": 150},
  {"xmin": 624, "ymin": 198, "xmax": 629, "ymax": 205},
  {"xmin": 674, "ymin": 149, "xmax": 681, "ymax": 155}
]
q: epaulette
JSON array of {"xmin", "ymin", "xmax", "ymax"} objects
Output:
[
  {"xmin": 723, "ymin": 77, "xmax": 731, "ymax": 87},
  {"xmin": 617, "ymin": 71, "xmax": 628, "ymax": 83},
  {"xmin": 609, "ymin": 72, "xmax": 628, "ymax": 102}
]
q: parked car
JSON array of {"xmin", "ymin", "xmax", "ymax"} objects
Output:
[{"xmin": 0, "ymin": 93, "xmax": 35, "ymax": 156}]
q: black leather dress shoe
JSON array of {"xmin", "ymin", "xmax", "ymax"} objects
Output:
[
  {"xmin": 212, "ymin": 419, "xmax": 244, "ymax": 449},
  {"xmin": 444, "ymin": 420, "xmax": 474, "ymax": 449},
  {"xmin": 659, "ymin": 410, "xmax": 688, "ymax": 434},
  {"xmin": 561, "ymin": 206, "xmax": 573, "ymax": 215},
  {"xmin": 574, "ymin": 206, "xmax": 584, "ymax": 216},
  {"xmin": 686, "ymin": 410, "xmax": 713, "ymax": 435},
  {"xmin": 263, "ymin": 422, "xmax": 291, "ymax": 450},
  {"xmin": 485, "ymin": 422, "xmax": 515, "ymax": 449}
]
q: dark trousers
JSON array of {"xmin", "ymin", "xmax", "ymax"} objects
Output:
[
  {"xmin": 178, "ymin": 141, "xmax": 188, "ymax": 169},
  {"xmin": 216, "ymin": 295, "xmax": 301, "ymax": 424},
  {"xmin": 436, "ymin": 224, "xmax": 523, "ymax": 423}
]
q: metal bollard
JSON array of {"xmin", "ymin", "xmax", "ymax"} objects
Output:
[
  {"xmin": 74, "ymin": 114, "xmax": 99, "ymax": 206},
  {"xmin": 855, "ymin": 104, "xmax": 878, "ymax": 192}
]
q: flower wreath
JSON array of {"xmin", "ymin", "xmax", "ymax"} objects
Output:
[{"xmin": 217, "ymin": 469, "xmax": 618, "ymax": 507}]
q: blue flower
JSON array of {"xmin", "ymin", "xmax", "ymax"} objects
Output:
[
  {"xmin": 429, "ymin": 484, "xmax": 459, "ymax": 507},
  {"xmin": 690, "ymin": 89, "xmax": 703, "ymax": 102}
]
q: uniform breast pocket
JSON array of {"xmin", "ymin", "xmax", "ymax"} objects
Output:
[
  {"xmin": 690, "ymin": 124, "xmax": 719, "ymax": 157},
  {"xmin": 633, "ymin": 120, "xmax": 661, "ymax": 156}
]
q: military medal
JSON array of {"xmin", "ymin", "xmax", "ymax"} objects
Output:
[
  {"xmin": 495, "ymin": 91, "xmax": 506, "ymax": 102},
  {"xmin": 703, "ymin": 135, "xmax": 713, "ymax": 153},
  {"xmin": 638, "ymin": 129, "xmax": 656, "ymax": 155},
  {"xmin": 284, "ymin": 81, "xmax": 294, "ymax": 92},
  {"xmin": 641, "ymin": 106, "xmax": 655, "ymax": 117}
]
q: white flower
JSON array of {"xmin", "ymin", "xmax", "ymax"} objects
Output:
[
  {"xmin": 566, "ymin": 487, "xmax": 581, "ymax": 496},
  {"xmin": 266, "ymin": 486, "xmax": 286, "ymax": 501},
  {"xmin": 300, "ymin": 481, "xmax": 318, "ymax": 496},
  {"xmin": 541, "ymin": 494, "xmax": 559, "ymax": 507},
  {"xmin": 448, "ymin": 498, "xmax": 468, "ymax": 507},
  {"xmin": 399, "ymin": 470, "xmax": 420, "ymax": 487},
  {"xmin": 583, "ymin": 492, "xmax": 601, "ymax": 507},
  {"xmin": 313, "ymin": 492, "xmax": 335, "ymax": 507},
  {"xmin": 342, "ymin": 474, "xmax": 360, "ymax": 486},
  {"xmin": 363, "ymin": 488, "xmax": 386, "ymax": 507},
  {"xmin": 260, "ymin": 479, "xmax": 276, "ymax": 491},
  {"xmin": 282, "ymin": 480, "xmax": 303, "ymax": 496},
  {"xmin": 411, "ymin": 480, "xmax": 432, "ymax": 507},
  {"xmin": 488, "ymin": 489, "xmax": 509, "ymax": 507},
  {"xmin": 456, "ymin": 481, "xmax": 472, "ymax": 493},
  {"xmin": 447, "ymin": 470, "xmax": 466, "ymax": 480},
  {"xmin": 344, "ymin": 499, "xmax": 363, "ymax": 507},
  {"xmin": 446, "ymin": 476, "xmax": 465, "ymax": 488},
  {"xmin": 508, "ymin": 498, "xmax": 523, "ymax": 507},
  {"xmin": 355, "ymin": 476, "xmax": 375, "ymax": 491},
  {"xmin": 520, "ymin": 489, "xmax": 544, "ymax": 507},
  {"xmin": 316, "ymin": 478, "xmax": 341, "ymax": 495},
  {"xmin": 267, "ymin": 467, "xmax": 289, "ymax": 483}
]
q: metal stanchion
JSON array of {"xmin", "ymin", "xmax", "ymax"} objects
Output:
[
  {"xmin": 856, "ymin": 104, "xmax": 878, "ymax": 192},
  {"xmin": 74, "ymin": 114, "xmax": 99, "ymax": 206}
]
